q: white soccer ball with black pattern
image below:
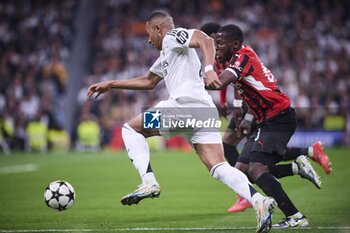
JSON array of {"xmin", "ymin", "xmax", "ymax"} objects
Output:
[{"xmin": 44, "ymin": 180, "xmax": 76, "ymax": 211}]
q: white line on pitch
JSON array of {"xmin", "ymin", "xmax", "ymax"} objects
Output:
[
  {"xmin": 1, "ymin": 226, "xmax": 350, "ymax": 232},
  {"xmin": 0, "ymin": 164, "xmax": 37, "ymax": 175}
]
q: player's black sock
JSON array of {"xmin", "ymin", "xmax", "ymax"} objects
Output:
[
  {"xmin": 256, "ymin": 173, "xmax": 299, "ymax": 217},
  {"xmin": 270, "ymin": 164, "xmax": 293, "ymax": 178},
  {"xmin": 284, "ymin": 147, "xmax": 308, "ymax": 160},
  {"xmin": 223, "ymin": 142, "xmax": 239, "ymax": 166}
]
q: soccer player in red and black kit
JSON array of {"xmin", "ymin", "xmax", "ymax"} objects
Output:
[
  {"xmin": 206, "ymin": 24, "xmax": 312, "ymax": 228},
  {"xmin": 200, "ymin": 22, "xmax": 332, "ymax": 214}
]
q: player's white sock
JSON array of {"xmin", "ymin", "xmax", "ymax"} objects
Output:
[
  {"xmin": 289, "ymin": 212, "xmax": 303, "ymax": 219},
  {"xmin": 141, "ymin": 172, "xmax": 158, "ymax": 185},
  {"xmin": 210, "ymin": 162, "xmax": 255, "ymax": 203},
  {"xmin": 251, "ymin": 192, "xmax": 266, "ymax": 205},
  {"xmin": 292, "ymin": 162, "xmax": 299, "ymax": 175},
  {"xmin": 308, "ymin": 146, "xmax": 314, "ymax": 158},
  {"xmin": 122, "ymin": 123, "xmax": 158, "ymax": 186}
]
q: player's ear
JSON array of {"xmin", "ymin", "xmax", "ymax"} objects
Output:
[
  {"xmin": 155, "ymin": 24, "xmax": 161, "ymax": 33},
  {"xmin": 232, "ymin": 40, "xmax": 241, "ymax": 51},
  {"xmin": 233, "ymin": 41, "xmax": 240, "ymax": 47}
]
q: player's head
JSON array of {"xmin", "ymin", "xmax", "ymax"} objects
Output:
[
  {"xmin": 199, "ymin": 22, "xmax": 221, "ymax": 39},
  {"xmin": 216, "ymin": 24, "xmax": 243, "ymax": 64},
  {"xmin": 146, "ymin": 10, "xmax": 174, "ymax": 50}
]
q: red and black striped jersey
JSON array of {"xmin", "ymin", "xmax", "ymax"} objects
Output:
[{"xmin": 226, "ymin": 45, "xmax": 290, "ymax": 122}]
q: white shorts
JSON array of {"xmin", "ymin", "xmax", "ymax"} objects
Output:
[{"xmin": 149, "ymin": 97, "xmax": 222, "ymax": 145}]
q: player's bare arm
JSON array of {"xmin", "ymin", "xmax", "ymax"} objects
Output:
[
  {"xmin": 87, "ymin": 72, "xmax": 162, "ymax": 98},
  {"xmin": 213, "ymin": 69, "xmax": 238, "ymax": 90},
  {"xmin": 188, "ymin": 29, "xmax": 222, "ymax": 89}
]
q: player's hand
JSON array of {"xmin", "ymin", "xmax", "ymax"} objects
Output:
[
  {"xmin": 205, "ymin": 71, "xmax": 222, "ymax": 90},
  {"xmin": 87, "ymin": 81, "xmax": 111, "ymax": 99},
  {"xmin": 232, "ymin": 106, "xmax": 243, "ymax": 137},
  {"xmin": 239, "ymin": 119, "xmax": 252, "ymax": 136}
]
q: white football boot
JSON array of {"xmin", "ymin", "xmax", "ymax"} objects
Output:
[{"xmin": 121, "ymin": 184, "xmax": 161, "ymax": 205}]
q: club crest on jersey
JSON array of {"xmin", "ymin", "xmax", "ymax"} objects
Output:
[{"xmin": 176, "ymin": 30, "xmax": 189, "ymax": 44}]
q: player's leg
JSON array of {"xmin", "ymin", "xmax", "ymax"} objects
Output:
[
  {"xmin": 271, "ymin": 147, "xmax": 316, "ymax": 178},
  {"xmin": 283, "ymin": 142, "xmax": 331, "ymax": 174},
  {"xmin": 222, "ymin": 118, "xmax": 242, "ymax": 166},
  {"xmin": 283, "ymin": 147, "xmax": 308, "ymax": 160},
  {"xmin": 248, "ymin": 154, "xmax": 308, "ymax": 228},
  {"xmin": 120, "ymin": 114, "xmax": 161, "ymax": 205},
  {"xmin": 228, "ymin": 144, "xmax": 321, "ymax": 213},
  {"xmin": 270, "ymin": 157, "xmax": 322, "ymax": 189},
  {"xmin": 195, "ymin": 134, "xmax": 259, "ymax": 203},
  {"xmin": 225, "ymin": 116, "xmax": 258, "ymax": 213},
  {"xmin": 247, "ymin": 109, "xmax": 308, "ymax": 228},
  {"xmin": 193, "ymin": 139, "xmax": 276, "ymax": 232},
  {"xmin": 226, "ymin": 141, "xmax": 254, "ymax": 213}
]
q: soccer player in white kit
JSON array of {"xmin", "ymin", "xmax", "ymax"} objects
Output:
[{"xmin": 87, "ymin": 10, "xmax": 276, "ymax": 233}]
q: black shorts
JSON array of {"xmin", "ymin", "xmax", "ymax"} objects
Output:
[{"xmin": 237, "ymin": 108, "xmax": 297, "ymax": 165}]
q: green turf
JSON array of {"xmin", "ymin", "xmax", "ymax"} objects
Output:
[{"xmin": 0, "ymin": 148, "xmax": 349, "ymax": 233}]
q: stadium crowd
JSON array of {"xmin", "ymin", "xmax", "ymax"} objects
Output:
[
  {"xmin": 1, "ymin": 0, "xmax": 349, "ymax": 152},
  {"xmin": 0, "ymin": 0, "xmax": 77, "ymax": 151}
]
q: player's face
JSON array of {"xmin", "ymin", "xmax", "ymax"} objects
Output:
[
  {"xmin": 215, "ymin": 33, "xmax": 235, "ymax": 64},
  {"xmin": 146, "ymin": 22, "xmax": 163, "ymax": 50}
]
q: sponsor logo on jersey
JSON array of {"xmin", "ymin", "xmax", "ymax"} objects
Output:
[
  {"xmin": 176, "ymin": 30, "xmax": 189, "ymax": 44},
  {"xmin": 230, "ymin": 63, "xmax": 243, "ymax": 71}
]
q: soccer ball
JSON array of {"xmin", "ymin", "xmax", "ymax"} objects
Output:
[{"xmin": 44, "ymin": 180, "xmax": 76, "ymax": 211}]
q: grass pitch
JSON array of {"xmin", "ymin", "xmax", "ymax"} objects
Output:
[{"xmin": 0, "ymin": 148, "xmax": 349, "ymax": 233}]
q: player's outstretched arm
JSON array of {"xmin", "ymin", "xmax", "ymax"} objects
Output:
[
  {"xmin": 87, "ymin": 72, "xmax": 162, "ymax": 98},
  {"xmin": 208, "ymin": 69, "xmax": 238, "ymax": 90}
]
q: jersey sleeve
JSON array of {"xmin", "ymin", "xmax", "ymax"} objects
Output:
[
  {"xmin": 163, "ymin": 28, "xmax": 195, "ymax": 52},
  {"xmin": 226, "ymin": 51, "xmax": 253, "ymax": 79},
  {"xmin": 149, "ymin": 57, "xmax": 164, "ymax": 78}
]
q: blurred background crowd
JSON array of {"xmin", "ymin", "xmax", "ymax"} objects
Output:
[{"xmin": 0, "ymin": 0, "xmax": 349, "ymax": 153}]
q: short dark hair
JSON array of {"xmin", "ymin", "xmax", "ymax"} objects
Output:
[
  {"xmin": 147, "ymin": 10, "xmax": 171, "ymax": 22},
  {"xmin": 218, "ymin": 24, "xmax": 244, "ymax": 43},
  {"xmin": 199, "ymin": 22, "xmax": 221, "ymax": 36}
]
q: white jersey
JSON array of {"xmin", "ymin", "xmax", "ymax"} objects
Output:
[{"xmin": 150, "ymin": 28, "xmax": 212, "ymax": 102}]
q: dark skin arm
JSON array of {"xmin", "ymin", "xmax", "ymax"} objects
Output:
[
  {"xmin": 218, "ymin": 69, "xmax": 239, "ymax": 89},
  {"xmin": 215, "ymin": 69, "xmax": 251, "ymax": 136},
  {"xmin": 206, "ymin": 69, "xmax": 238, "ymax": 90}
]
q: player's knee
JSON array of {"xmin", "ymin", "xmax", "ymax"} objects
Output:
[
  {"xmin": 222, "ymin": 131, "xmax": 237, "ymax": 145},
  {"xmin": 247, "ymin": 162, "xmax": 268, "ymax": 182},
  {"xmin": 235, "ymin": 162, "xmax": 248, "ymax": 174}
]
